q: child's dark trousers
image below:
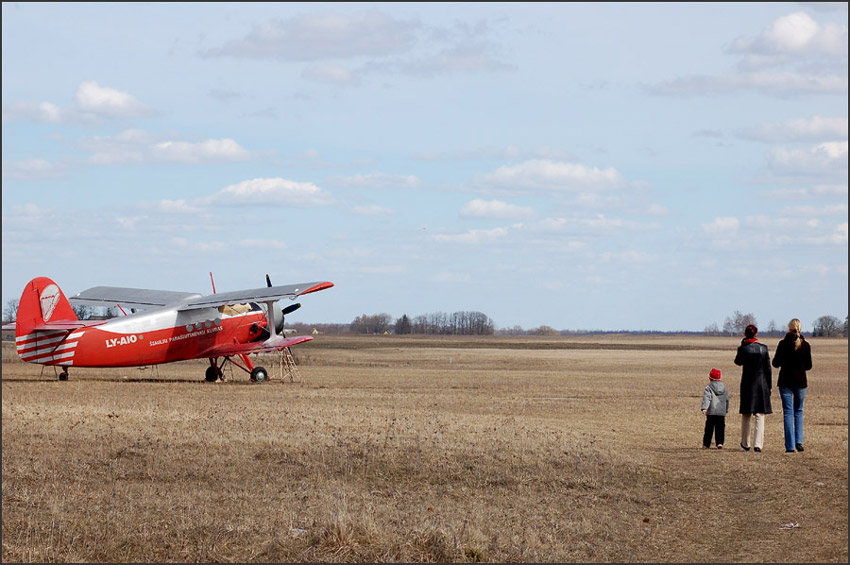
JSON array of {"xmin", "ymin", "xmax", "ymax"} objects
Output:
[{"xmin": 703, "ymin": 415, "xmax": 726, "ymax": 447}]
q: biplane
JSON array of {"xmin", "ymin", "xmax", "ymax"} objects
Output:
[{"xmin": 4, "ymin": 275, "xmax": 333, "ymax": 382}]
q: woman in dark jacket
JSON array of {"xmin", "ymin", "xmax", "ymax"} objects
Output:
[
  {"xmin": 734, "ymin": 324, "xmax": 772, "ymax": 452},
  {"xmin": 772, "ymin": 318, "xmax": 812, "ymax": 453}
]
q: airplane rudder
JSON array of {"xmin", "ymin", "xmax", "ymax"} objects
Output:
[{"xmin": 15, "ymin": 276, "xmax": 78, "ymax": 336}]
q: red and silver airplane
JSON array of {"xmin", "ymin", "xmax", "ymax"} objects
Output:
[{"xmin": 4, "ymin": 275, "xmax": 333, "ymax": 382}]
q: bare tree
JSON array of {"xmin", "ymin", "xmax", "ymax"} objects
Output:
[
  {"xmin": 766, "ymin": 320, "xmax": 779, "ymax": 337},
  {"xmin": 3, "ymin": 299, "xmax": 19, "ymax": 323},
  {"xmin": 813, "ymin": 315, "xmax": 842, "ymax": 337},
  {"xmin": 72, "ymin": 304, "xmax": 93, "ymax": 320},
  {"xmin": 723, "ymin": 311, "xmax": 757, "ymax": 336}
]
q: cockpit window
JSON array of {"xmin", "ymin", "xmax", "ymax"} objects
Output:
[{"xmin": 218, "ymin": 303, "xmax": 252, "ymax": 316}]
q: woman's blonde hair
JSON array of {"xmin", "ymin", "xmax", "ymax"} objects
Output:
[{"xmin": 788, "ymin": 318, "xmax": 802, "ymax": 350}]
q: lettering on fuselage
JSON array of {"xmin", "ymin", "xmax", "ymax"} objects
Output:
[
  {"xmin": 105, "ymin": 335, "xmax": 139, "ymax": 348},
  {"xmin": 148, "ymin": 325, "xmax": 224, "ymax": 347}
]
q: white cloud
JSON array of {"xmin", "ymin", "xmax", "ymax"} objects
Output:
[
  {"xmin": 151, "ymin": 138, "xmax": 256, "ymax": 164},
  {"xmin": 2, "ymin": 158, "xmax": 65, "ymax": 180},
  {"xmin": 728, "ymin": 12, "xmax": 848, "ymax": 59},
  {"xmin": 149, "ymin": 199, "xmax": 207, "ymax": 215},
  {"xmin": 3, "ymin": 82, "xmax": 153, "ymax": 124},
  {"xmin": 767, "ymin": 141, "xmax": 849, "ymax": 172},
  {"xmin": 780, "ymin": 203, "xmax": 848, "ymax": 217},
  {"xmin": 830, "ymin": 222, "xmax": 848, "ymax": 244},
  {"xmin": 431, "ymin": 227, "xmax": 509, "ymax": 244},
  {"xmin": 359, "ymin": 265, "xmax": 407, "ymax": 275},
  {"xmin": 328, "ymin": 172, "xmax": 421, "ymax": 189},
  {"xmin": 74, "ymin": 81, "xmax": 153, "ymax": 119},
  {"xmin": 79, "ymin": 130, "xmax": 266, "ymax": 165},
  {"xmin": 351, "ymin": 205, "xmax": 395, "ymax": 216},
  {"xmin": 472, "ymin": 159, "xmax": 625, "ymax": 195},
  {"xmin": 302, "ymin": 64, "xmax": 361, "ymax": 86},
  {"xmin": 239, "ymin": 238, "xmax": 288, "ymax": 249},
  {"xmin": 460, "ymin": 199, "xmax": 536, "ymax": 220},
  {"xmin": 1, "ymin": 101, "xmax": 65, "ymax": 123},
  {"xmin": 205, "ymin": 11, "xmax": 420, "ymax": 61},
  {"xmin": 397, "ymin": 41, "xmax": 515, "ymax": 75},
  {"xmin": 702, "ymin": 217, "xmax": 740, "ymax": 235},
  {"xmin": 650, "ymin": 71, "xmax": 847, "ymax": 97},
  {"xmin": 740, "ymin": 116, "xmax": 848, "ymax": 142},
  {"xmin": 203, "ymin": 177, "xmax": 335, "ymax": 207},
  {"xmin": 433, "ymin": 272, "xmax": 471, "ymax": 283},
  {"xmin": 416, "ymin": 145, "xmax": 575, "ymax": 162},
  {"xmin": 650, "ymin": 12, "xmax": 848, "ymax": 97}
]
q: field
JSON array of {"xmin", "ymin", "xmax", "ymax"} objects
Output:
[{"xmin": 2, "ymin": 334, "xmax": 847, "ymax": 563}]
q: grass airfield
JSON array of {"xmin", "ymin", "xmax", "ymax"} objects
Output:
[{"xmin": 2, "ymin": 334, "xmax": 847, "ymax": 562}]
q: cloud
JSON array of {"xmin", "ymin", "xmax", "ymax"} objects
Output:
[
  {"xmin": 728, "ymin": 12, "xmax": 848, "ymax": 60},
  {"xmin": 649, "ymin": 71, "xmax": 847, "ymax": 97},
  {"xmin": 79, "ymin": 130, "xmax": 266, "ymax": 165},
  {"xmin": 460, "ymin": 199, "xmax": 536, "ymax": 220},
  {"xmin": 2, "ymin": 101, "xmax": 65, "ymax": 123},
  {"xmin": 202, "ymin": 11, "xmax": 513, "ymax": 83},
  {"xmin": 767, "ymin": 141, "xmax": 849, "ymax": 173},
  {"xmin": 2, "ymin": 158, "xmax": 65, "ymax": 180},
  {"xmin": 649, "ymin": 12, "xmax": 848, "ymax": 97},
  {"xmin": 151, "ymin": 138, "xmax": 257, "ymax": 164},
  {"xmin": 74, "ymin": 81, "xmax": 153, "ymax": 119},
  {"xmin": 416, "ymin": 145, "xmax": 575, "ymax": 162},
  {"xmin": 433, "ymin": 272, "xmax": 471, "ymax": 283},
  {"xmin": 431, "ymin": 227, "xmax": 509, "ymax": 244},
  {"xmin": 390, "ymin": 41, "xmax": 515, "ymax": 76},
  {"xmin": 239, "ymin": 238, "xmax": 288, "ymax": 249},
  {"xmin": 351, "ymin": 205, "xmax": 395, "ymax": 216},
  {"xmin": 202, "ymin": 177, "xmax": 336, "ymax": 207},
  {"xmin": 471, "ymin": 159, "xmax": 626, "ymax": 195},
  {"xmin": 327, "ymin": 172, "xmax": 421, "ymax": 190},
  {"xmin": 693, "ymin": 212, "xmax": 849, "ymax": 251},
  {"xmin": 2, "ymin": 82, "xmax": 154, "ymax": 124},
  {"xmin": 204, "ymin": 11, "xmax": 420, "ymax": 61},
  {"xmin": 702, "ymin": 216, "xmax": 740, "ymax": 236},
  {"xmin": 740, "ymin": 116, "xmax": 848, "ymax": 142},
  {"xmin": 302, "ymin": 64, "xmax": 361, "ymax": 86}
]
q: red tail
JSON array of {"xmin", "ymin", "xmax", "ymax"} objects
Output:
[{"xmin": 15, "ymin": 277, "xmax": 78, "ymax": 338}]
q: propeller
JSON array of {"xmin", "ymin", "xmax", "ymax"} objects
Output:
[{"xmin": 261, "ymin": 274, "xmax": 301, "ymax": 336}]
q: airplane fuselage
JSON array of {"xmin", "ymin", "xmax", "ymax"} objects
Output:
[{"xmin": 16, "ymin": 304, "xmax": 268, "ymax": 368}]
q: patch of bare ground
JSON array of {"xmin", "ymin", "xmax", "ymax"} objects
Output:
[{"xmin": 2, "ymin": 335, "xmax": 847, "ymax": 562}]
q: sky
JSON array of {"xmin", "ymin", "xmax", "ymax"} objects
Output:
[{"xmin": 2, "ymin": 2, "xmax": 847, "ymax": 333}]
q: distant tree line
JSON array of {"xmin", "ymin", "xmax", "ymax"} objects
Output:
[
  {"xmin": 346, "ymin": 311, "xmax": 495, "ymax": 336},
  {"xmin": 704, "ymin": 310, "xmax": 848, "ymax": 338}
]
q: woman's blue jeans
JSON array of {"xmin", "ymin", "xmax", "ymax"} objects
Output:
[{"xmin": 779, "ymin": 387, "xmax": 806, "ymax": 451}]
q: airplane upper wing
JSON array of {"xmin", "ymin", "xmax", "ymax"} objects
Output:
[
  {"xmin": 69, "ymin": 287, "xmax": 203, "ymax": 310},
  {"xmin": 178, "ymin": 281, "xmax": 334, "ymax": 311},
  {"xmin": 200, "ymin": 334, "xmax": 314, "ymax": 358}
]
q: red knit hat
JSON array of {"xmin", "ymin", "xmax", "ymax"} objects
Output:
[{"xmin": 709, "ymin": 368, "xmax": 721, "ymax": 381}]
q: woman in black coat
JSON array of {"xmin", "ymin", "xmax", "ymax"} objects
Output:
[{"xmin": 734, "ymin": 324, "xmax": 772, "ymax": 452}]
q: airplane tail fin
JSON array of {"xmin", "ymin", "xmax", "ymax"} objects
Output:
[{"xmin": 15, "ymin": 276, "xmax": 79, "ymax": 339}]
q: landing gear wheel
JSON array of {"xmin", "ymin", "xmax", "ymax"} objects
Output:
[
  {"xmin": 205, "ymin": 366, "xmax": 222, "ymax": 382},
  {"xmin": 250, "ymin": 366, "xmax": 268, "ymax": 383},
  {"xmin": 58, "ymin": 370, "xmax": 69, "ymax": 381}
]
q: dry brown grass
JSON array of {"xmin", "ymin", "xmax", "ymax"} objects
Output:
[{"xmin": 2, "ymin": 334, "xmax": 847, "ymax": 562}]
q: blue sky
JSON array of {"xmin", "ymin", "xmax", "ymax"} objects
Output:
[{"xmin": 2, "ymin": 2, "xmax": 847, "ymax": 332}]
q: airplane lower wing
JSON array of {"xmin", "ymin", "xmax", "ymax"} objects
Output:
[
  {"xmin": 4, "ymin": 320, "xmax": 107, "ymax": 332},
  {"xmin": 200, "ymin": 335, "xmax": 314, "ymax": 358}
]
